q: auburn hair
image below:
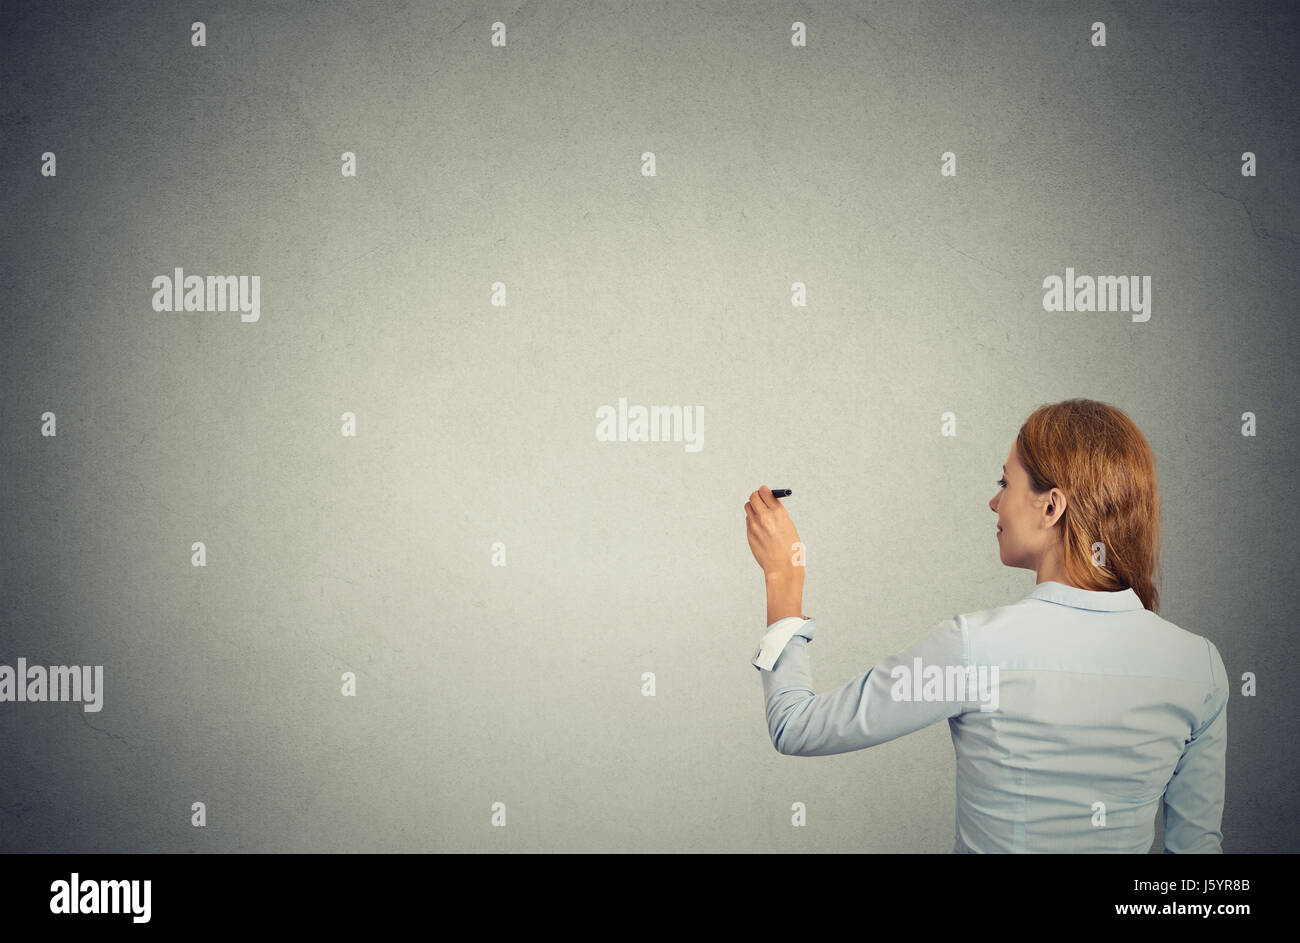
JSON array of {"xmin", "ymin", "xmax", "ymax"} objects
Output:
[{"xmin": 1015, "ymin": 399, "xmax": 1162, "ymax": 612}]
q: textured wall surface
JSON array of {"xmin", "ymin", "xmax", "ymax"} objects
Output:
[{"xmin": 1, "ymin": 0, "xmax": 1296, "ymax": 853}]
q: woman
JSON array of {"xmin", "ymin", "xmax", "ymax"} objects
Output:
[{"xmin": 744, "ymin": 398, "xmax": 1228, "ymax": 853}]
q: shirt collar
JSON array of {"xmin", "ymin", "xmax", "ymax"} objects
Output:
[{"xmin": 1023, "ymin": 580, "xmax": 1145, "ymax": 612}]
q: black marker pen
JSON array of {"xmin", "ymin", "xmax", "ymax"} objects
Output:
[{"xmin": 772, "ymin": 489, "xmax": 792, "ymax": 498}]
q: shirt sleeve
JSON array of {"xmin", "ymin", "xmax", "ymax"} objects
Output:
[
  {"xmin": 752, "ymin": 616, "xmax": 813, "ymax": 671},
  {"xmin": 1162, "ymin": 639, "xmax": 1229, "ymax": 853},
  {"xmin": 757, "ymin": 613, "xmax": 974, "ymax": 756}
]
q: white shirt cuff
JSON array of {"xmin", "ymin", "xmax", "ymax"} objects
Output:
[{"xmin": 752, "ymin": 617, "xmax": 814, "ymax": 671}]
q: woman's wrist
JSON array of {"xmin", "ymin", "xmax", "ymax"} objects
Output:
[{"xmin": 765, "ymin": 572, "xmax": 804, "ymax": 624}]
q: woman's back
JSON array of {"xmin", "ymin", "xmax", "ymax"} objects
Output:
[
  {"xmin": 757, "ymin": 580, "xmax": 1228, "ymax": 852},
  {"xmin": 950, "ymin": 581, "xmax": 1228, "ymax": 853}
]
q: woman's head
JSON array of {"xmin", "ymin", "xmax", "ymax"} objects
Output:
[{"xmin": 989, "ymin": 399, "xmax": 1162, "ymax": 612}]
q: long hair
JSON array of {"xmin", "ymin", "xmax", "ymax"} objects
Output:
[{"xmin": 1015, "ymin": 399, "xmax": 1162, "ymax": 612}]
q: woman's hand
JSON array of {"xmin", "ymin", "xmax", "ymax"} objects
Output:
[{"xmin": 745, "ymin": 486, "xmax": 804, "ymax": 586}]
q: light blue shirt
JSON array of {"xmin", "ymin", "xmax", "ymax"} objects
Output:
[{"xmin": 753, "ymin": 580, "xmax": 1228, "ymax": 853}]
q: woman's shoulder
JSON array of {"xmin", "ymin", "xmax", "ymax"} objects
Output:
[{"xmin": 953, "ymin": 591, "xmax": 1225, "ymax": 684}]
